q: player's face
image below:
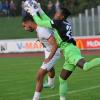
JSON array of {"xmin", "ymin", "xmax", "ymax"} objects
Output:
[
  {"xmin": 22, "ymin": 21, "xmax": 34, "ymax": 32},
  {"xmin": 54, "ymin": 10, "xmax": 64, "ymax": 20}
]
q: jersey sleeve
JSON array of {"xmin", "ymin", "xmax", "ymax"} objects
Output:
[
  {"xmin": 33, "ymin": 14, "xmax": 62, "ymax": 30},
  {"xmin": 39, "ymin": 10, "xmax": 51, "ymax": 21},
  {"xmin": 37, "ymin": 27, "xmax": 53, "ymax": 40},
  {"xmin": 33, "ymin": 14, "xmax": 52, "ymax": 28}
]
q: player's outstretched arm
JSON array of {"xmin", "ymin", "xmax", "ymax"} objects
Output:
[
  {"xmin": 38, "ymin": 3, "xmax": 51, "ymax": 20},
  {"xmin": 24, "ymin": 0, "xmax": 53, "ymax": 28},
  {"xmin": 33, "ymin": 14, "xmax": 52, "ymax": 28}
]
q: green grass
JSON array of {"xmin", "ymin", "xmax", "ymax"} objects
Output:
[
  {"xmin": 0, "ymin": 55, "xmax": 100, "ymax": 100},
  {"xmin": 0, "ymin": 17, "xmax": 36, "ymax": 39}
]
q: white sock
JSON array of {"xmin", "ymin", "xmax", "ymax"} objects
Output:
[
  {"xmin": 33, "ymin": 92, "xmax": 40, "ymax": 100},
  {"xmin": 60, "ymin": 96, "xmax": 66, "ymax": 100},
  {"xmin": 48, "ymin": 76, "xmax": 55, "ymax": 86}
]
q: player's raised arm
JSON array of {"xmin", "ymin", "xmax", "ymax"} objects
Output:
[
  {"xmin": 38, "ymin": 3, "xmax": 51, "ymax": 20},
  {"xmin": 33, "ymin": 14, "xmax": 52, "ymax": 28},
  {"xmin": 33, "ymin": 3, "xmax": 59, "ymax": 29},
  {"xmin": 24, "ymin": 0, "xmax": 53, "ymax": 28}
]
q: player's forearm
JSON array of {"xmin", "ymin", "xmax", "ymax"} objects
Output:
[
  {"xmin": 48, "ymin": 45, "xmax": 58, "ymax": 60},
  {"xmin": 39, "ymin": 12, "xmax": 51, "ymax": 20},
  {"xmin": 33, "ymin": 14, "xmax": 52, "ymax": 28},
  {"xmin": 38, "ymin": 3, "xmax": 51, "ymax": 20}
]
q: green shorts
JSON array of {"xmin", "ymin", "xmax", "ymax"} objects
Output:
[{"xmin": 63, "ymin": 44, "xmax": 84, "ymax": 72}]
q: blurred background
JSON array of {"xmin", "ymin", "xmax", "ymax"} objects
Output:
[
  {"xmin": 0, "ymin": 0, "xmax": 100, "ymax": 39},
  {"xmin": 0, "ymin": 0, "xmax": 100, "ymax": 53},
  {"xmin": 0, "ymin": 1, "xmax": 100, "ymax": 100}
]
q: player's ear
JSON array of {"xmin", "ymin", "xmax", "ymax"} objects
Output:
[{"xmin": 61, "ymin": 15, "xmax": 65, "ymax": 20}]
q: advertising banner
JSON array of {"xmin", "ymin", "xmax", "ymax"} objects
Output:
[
  {"xmin": 0, "ymin": 38, "xmax": 44, "ymax": 53},
  {"xmin": 76, "ymin": 36, "xmax": 100, "ymax": 50},
  {"xmin": 0, "ymin": 36, "xmax": 100, "ymax": 53}
]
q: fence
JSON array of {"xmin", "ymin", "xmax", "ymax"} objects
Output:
[{"xmin": 71, "ymin": 6, "xmax": 100, "ymax": 36}]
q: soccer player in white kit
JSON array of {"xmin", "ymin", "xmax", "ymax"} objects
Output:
[{"xmin": 22, "ymin": 14, "xmax": 60, "ymax": 100}]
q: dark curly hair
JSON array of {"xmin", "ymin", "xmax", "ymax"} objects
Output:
[
  {"xmin": 60, "ymin": 7, "xmax": 71, "ymax": 19},
  {"xmin": 22, "ymin": 13, "xmax": 34, "ymax": 22}
]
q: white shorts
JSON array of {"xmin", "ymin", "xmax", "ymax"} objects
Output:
[{"xmin": 41, "ymin": 48, "xmax": 61, "ymax": 71}]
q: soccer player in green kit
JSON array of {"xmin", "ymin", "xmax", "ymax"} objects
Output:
[{"xmin": 24, "ymin": 0, "xmax": 100, "ymax": 100}]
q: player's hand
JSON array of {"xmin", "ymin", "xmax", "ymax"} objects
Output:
[
  {"xmin": 44, "ymin": 58, "xmax": 51, "ymax": 64},
  {"xmin": 24, "ymin": 0, "xmax": 39, "ymax": 16}
]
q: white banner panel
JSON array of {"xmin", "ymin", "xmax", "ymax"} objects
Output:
[
  {"xmin": 0, "ymin": 38, "xmax": 44, "ymax": 53},
  {"xmin": 0, "ymin": 36, "xmax": 100, "ymax": 53}
]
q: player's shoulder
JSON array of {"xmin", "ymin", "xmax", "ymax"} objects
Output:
[
  {"xmin": 63, "ymin": 19, "xmax": 71, "ymax": 26},
  {"xmin": 36, "ymin": 26, "xmax": 53, "ymax": 35},
  {"xmin": 36, "ymin": 26, "xmax": 54, "ymax": 39}
]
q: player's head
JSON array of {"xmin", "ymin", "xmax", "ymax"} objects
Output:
[
  {"xmin": 22, "ymin": 14, "xmax": 37, "ymax": 32},
  {"xmin": 54, "ymin": 7, "xmax": 71, "ymax": 20}
]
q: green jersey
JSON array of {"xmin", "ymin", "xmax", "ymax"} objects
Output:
[{"xmin": 33, "ymin": 13, "xmax": 76, "ymax": 49}]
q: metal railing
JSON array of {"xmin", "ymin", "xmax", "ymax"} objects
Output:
[{"xmin": 71, "ymin": 6, "xmax": 100, "ymax": 36}]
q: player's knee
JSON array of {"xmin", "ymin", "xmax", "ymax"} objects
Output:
[
  {"xmin": 60, "ymin": 72, "xmax": 67, "ymax": 80},
  {"xmin": 37, "ymin": 68, "xmax": 47, "ymax": 80},
  {"xmin": 36, "ymin": 72, "xmax": 44, "ymax": 81},
  {"xmin": 60, "ymin": 69, "xmax": 72, "ymax": 80},
  {"xmin": 76, "ymin": 58, "xmax": 86, "ymax": 69},
  {"xmin": 49, "ymin": 68, "xmax": 55, "ymax": 73},
  {"xmin": 48, "ymin": 68, "xmax": 55, "ymax": 78}
]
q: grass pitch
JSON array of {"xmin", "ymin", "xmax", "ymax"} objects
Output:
[
  {"xmin": 0, "ymin": 55, "xmax": 100, "ymax": 100},
  {"xmin": 0, "ymin": 17, "xmax": 36, "ymax": 39}
]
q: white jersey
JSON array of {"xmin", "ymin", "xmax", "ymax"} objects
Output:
[
  {"xmin": 36, "ymin": 26, "xmax": 54, "ymax": 51},
  {"xmin": 36, "ymin": 26, "xmax": 61, "ymax": 71}
]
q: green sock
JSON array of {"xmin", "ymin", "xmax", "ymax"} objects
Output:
[
  {"xmin": 83, "ymin": 58, "xmax": 100, "ymax": 71},
  {"xmin": 59, "ymin": 76, "xmax": 68, "ymax": 97}
]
